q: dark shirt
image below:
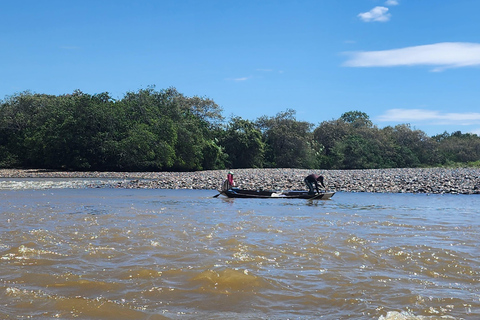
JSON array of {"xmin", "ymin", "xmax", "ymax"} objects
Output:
[
  {"xmin": 305, "ymin": 174, "xmax": 325, "ymax": 191},
  {"xmin": 305, "ymin": 174, "xmax": 320, "ymax": 182}
]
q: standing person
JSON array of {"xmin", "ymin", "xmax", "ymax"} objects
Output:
[
  {"xmin": 304, "ymin": 174, "xmax": 326, "ymax": 195},
  {"xmin": 222, "ymin": 171, "xmax": 235, "ymax": 191},
  {"xmin": 227, "ymin": 171, "xmax": 234, "ymax": 188}
]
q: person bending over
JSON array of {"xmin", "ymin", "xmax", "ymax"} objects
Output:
[{"xmin": 304, "ymin": 174, "xmax": 326, "ymax": 195}]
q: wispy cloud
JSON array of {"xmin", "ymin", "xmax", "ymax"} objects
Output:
[
  {"xmin": 231, "ymin": 77, "xmax": 249, "ymax": 81},
  {"xmin": 378, "ymin": 109, "xmax": 480, "ymax": 125},
  {"xmin": 343, "ymin": 42, "xmax": 480, "ymax": 71},
  {"xmin": 227, "ymin": 68, "xmax": 284, "ymax": 81},
  {"xmin": 358, "ymin": 6, "xmax": 391, "ymax": 22},
  {"xmin": 385, "ymin": 0, "xmax": 399, "ymax": 6},
  {"xmin": 226, "ymin": 67, "xmax": 285, "ymax": 81},
  {"xmin": 256, "ymin": 68, "xmax": 284, "ymax": 74}
]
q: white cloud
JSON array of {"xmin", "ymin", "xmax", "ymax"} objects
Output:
[
  {"xmin": 256, "ymin": 68, "xmax": 284, "ymax": 74},
  {"xmin": 378, "ymin": 109, "xmax": 480, "ymax": 125},
  {"xmin": 227, "ymin": 77, "xmax": 249, "ymax": 81},
  {"xmin": 343, "ymin": 42, "xmax": 480, "ymax": 71},
  {"xmin": 358, "ymin": 6, "xmax": 391, "ymax": 22},
  {"xmin": 385, "ymin": 0, "xmax": 399, "ymax": 6}
]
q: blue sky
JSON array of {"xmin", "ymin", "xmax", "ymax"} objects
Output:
[{"xmin": 1, "ymin": 0, "xmax": 480, "ymax": 136}]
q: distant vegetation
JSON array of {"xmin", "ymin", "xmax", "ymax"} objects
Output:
[{"xmin": 1, "ymin": 87, "xmax": 479, "ymax": 171}]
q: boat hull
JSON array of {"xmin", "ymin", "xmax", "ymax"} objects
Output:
[{"xmin": 220, "ymin": 188, "xmax": 335, "ymax": 200}]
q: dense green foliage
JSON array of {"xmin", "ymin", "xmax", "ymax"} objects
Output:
[
  {"xmin": 1, "ymin": 88, "xmax": 479, "ymax": 171},
  {"xmin": 219, "ymin": 116, "xmax": 265, "ymax": 169},
  {"xmin": 0, "ymin": 88, "xmax": 225, "ymax": 171}
]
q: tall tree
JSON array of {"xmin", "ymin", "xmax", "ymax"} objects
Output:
[
  {"xmin": 170, "ymin": 89, "xmax": 226, "ymax": 170},
  {"xmin": 256, "ymin": 109, "xmax": 316, "ymax": 168},
  {"xmin": 388, "ymin": 124, "xmax": 438, "ymax": 166},
  {"xmin": 434, "ymin": 131, "xmax": 480, "ymax": 164},
  {"xmin": 221, "ymin": 116, "xmax": 265, "ymax": 168},
  {"xmin": 340, "ymin": 110, "xmax": 373, "ymax": 128}
]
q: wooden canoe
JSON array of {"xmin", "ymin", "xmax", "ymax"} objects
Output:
[{"xmin": 219, "ymin": 188, "xmax": 335, "ymax": 200}]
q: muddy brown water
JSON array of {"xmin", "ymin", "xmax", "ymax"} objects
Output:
[{"xmin": 1, "ymin": 181, "xmax": 479, "ymax": 319}]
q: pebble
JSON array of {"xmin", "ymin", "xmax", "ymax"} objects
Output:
[{"xmin": 1, "ymin": 168, "xmax": 479, "ymax": 194}]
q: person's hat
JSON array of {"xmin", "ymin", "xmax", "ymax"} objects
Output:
[{"xmin": 228, "ymin": 171, "xmax": 233, "ymax": 174}]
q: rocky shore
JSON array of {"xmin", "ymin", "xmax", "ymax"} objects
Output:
[{"xmin": 1, "ymin": 168, "xmax": 479, "ymax": 194}]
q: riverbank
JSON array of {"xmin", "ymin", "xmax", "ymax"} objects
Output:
[{"xmin": 1, "ymin": 168, "xmax": 479, "ymax": 194}]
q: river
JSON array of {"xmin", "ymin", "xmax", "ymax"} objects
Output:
[{"xmin": 0, "ymin": 179, "xmax": 478, "ymax": 319}]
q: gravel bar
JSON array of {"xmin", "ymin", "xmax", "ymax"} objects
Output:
[{"xmin": 1, "ymin": 168, "xmax": 479, "ymax": 194}]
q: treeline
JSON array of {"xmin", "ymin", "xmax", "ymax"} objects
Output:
[{"xmin": 1, "ymin": 87, "xmax": 479, "ymax": 171}]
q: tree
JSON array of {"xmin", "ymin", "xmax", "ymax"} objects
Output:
[
  {"xmin": 388, "ymin": 124, "xmax": 438, "ymax": 166},
  {"xmin": 340, "ymin": 110, "xmax": 372, "ymax": 128},
  {"xmin": 118, "ymin": 86, "xmax": 226, "ymax": 171},
  {"xmin": 434, "ymin": 131, "xmax": 480, "ymax": 164},
  {"xmin": 221, "ymin": 116, "xmax": 265, "ymax": 168},
  {"xmin": 117, "ymin": 87, "xmax": 180, "ymax": 170},
  {"xmin": 313, "ymin": 112, "xmax": 435, "ymax": 169},
  {"xmin": 256, "ymin": 109, "xmax": 316, "ymax": 168},
  {"xmin": 170, "ymin": 89, "xmax": 226, "ymax": 170},
  {"xmin": 314, "ymin": 119, "xmax": 351, "ymax": 156},
  {"xmin": 172, "ymin": 89, "xmax": 224, "ymax": 126},
  {"xmin": 330, "ymin": 135, "xmax": 382, "ymax": 169},
  {"xmin": 0, "ymin": 91, "xmax": 51, "ymax": 167}
]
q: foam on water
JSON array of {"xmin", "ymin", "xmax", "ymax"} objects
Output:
[{"xmin": 0, "ymin": 178, "xmax": 125, "ymax": 190}]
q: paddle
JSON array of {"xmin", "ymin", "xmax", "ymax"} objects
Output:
[{"xmin": 213, "ymin": 193, "xmax": 221, "ymax": 198}]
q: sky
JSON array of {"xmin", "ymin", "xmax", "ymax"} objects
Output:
[{"xmin": 1, "ymin": 0, "xmax": 480, "ymax": 137}]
